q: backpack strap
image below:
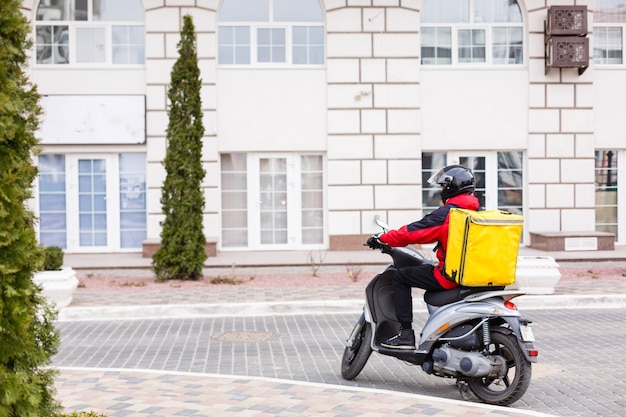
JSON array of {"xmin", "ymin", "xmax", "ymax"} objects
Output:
[{"xmin": 433, "ymin": 204, "xmax": 459, "ymax": 253}]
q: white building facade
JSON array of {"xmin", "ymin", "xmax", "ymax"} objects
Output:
[{"xmin": 22, "ymin": 0, "xmax": 625, "ymax": 255}]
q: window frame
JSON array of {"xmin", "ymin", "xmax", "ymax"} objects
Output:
[
  {"xmin": 217, "ymin": 0, "xmax": 325, "ymax": 67},
  {"xmin": 420, "ymin": 0, "xmax": 524, "ymax": 67},
  {"xmin": 593, "ymin": 26, "xmax": 624, "ymax": 65},
  {"xmin": 593, "ymin": 0, "xmax": 626, "ymax": 67},
  {"xmin": 34, "ymin": 0, "xmax": 145, "ymax": 67}
]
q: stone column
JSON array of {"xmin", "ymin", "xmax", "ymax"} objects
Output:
[
  {"xmin": 326, "ymin": 0, "xmax": 423, "ymax": 250},
  {"xmin": 526, "ymin": 1, "xmax": 596, "ymax": 245}
]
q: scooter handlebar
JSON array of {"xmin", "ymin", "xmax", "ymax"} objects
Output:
[
  {"xmin": 364, "ymin": 238, "xmax": 392, "ymax": 254},
  {"xmin": 364, "ymin": 240, "xmax": 434, "ymax": 268}
]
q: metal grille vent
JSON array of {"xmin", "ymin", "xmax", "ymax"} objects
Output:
[
  {"xmin": 547, "ymin": 6, "xmax": 588, "ymax": 36},
  {"xmin": 552, "ymin": 38, "xmax": 588, "ymax": 64},
  {"xmin": 554, "ymin": 9, "xmax": 585, "ymax": 32}
]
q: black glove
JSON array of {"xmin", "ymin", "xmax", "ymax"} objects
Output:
[{"xmin": 366, "ymin": 233, "xmax": 385, "ymax": 249}]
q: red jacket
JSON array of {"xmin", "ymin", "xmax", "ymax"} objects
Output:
[{"xmin": 378, "ymin": 193, "xmax": 480, "ymax": 289}]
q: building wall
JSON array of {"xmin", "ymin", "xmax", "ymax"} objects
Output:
[{"xmin": 22, "ymin": 0, "xmax": 625, "ymax": 253}]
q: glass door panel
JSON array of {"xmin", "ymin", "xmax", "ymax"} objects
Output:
[
  {"xmin": 78, "ymin": 158, "xmax": 108, "ymax": 247},
  {"xmin": 301, "ymin": 155, "xmax": 323, "ymax": 244},
  {"xmin": 595, "ymin": 150, "xmax": 618, "ymax": 240},
  {"xmin": 447, "ymin": 152, "xmax": 502, "ymax": 210},
  {"xmin": 259, "ymin": 158, "xmax": 288, "ymax": 245},
  {"xmin": 497, "ymin": 151, "xmax": 523, "ymax": 215},
  {"xmin": 458, "ymin": 155, "xmax": 486, "ymax": 208},
  {"xmin": 119, "ymin": 153, "xmax": 146, "ymax": 248},
  {"xmin": 38, "ymin": 155, "xmax": 67, "ymax": 248},
  {"xmin": 221, "ymin": 154, "xmax": 249, "ymax": 247}
]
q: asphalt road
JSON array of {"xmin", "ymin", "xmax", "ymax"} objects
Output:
[{"xmin": 54, "ymin": 307, "xmax": 626, "ymax": 417}]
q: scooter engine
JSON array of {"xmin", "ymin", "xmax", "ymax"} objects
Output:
[{"xmin": 431, "ymin": 345, "xmax": 496, "ymax": 377}]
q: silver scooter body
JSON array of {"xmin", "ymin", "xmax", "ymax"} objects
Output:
[
  {"xmin": 360, "ymin": 247, "xmax": 536, "ymax": 366},
  {"xmin": 341, "ymin": 220, "xmax": 537, "ymax": 405}
]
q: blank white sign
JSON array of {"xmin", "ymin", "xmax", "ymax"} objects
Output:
[{"xmin": 38, "ymin": 95, "xmax": 146, "ymax": 144}]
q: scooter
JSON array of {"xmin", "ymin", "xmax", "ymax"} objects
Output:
[{"xmin": 340, "ymin": 220, "xmax": 538, "ymax": 406}]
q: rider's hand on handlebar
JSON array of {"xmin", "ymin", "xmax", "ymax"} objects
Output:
[{"xmin": 366, "ymin": 233, "xmax": 387, "ymax": 250}]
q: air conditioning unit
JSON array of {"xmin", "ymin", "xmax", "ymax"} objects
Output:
[{"xmin": 544, "ymin": 6, "xmax": 589, "ymax": 75}]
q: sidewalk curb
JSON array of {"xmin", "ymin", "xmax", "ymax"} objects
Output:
[{"xmin": 57, "ymin": 293, "xmax": 626, "ymax": 322}]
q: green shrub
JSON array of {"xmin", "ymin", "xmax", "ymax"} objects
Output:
[
  {"xmin": 151, "ymin": 14, "xmax": 207, "ymax": 282},
  {"xmin": 43, "ymin": 246, "xmax": 64, "ymax": 270},
  {"xmin": 1, "ymin": 1, "xmax": 61, "ymax": 415},
  {"xmin": 58, "ymin": 412, "xmax": 109, "ymax": 417}
]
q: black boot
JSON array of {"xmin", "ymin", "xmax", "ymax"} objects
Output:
[{"xmin": 382, "ymin": 328, "xmax": 416, "ymax": 350}]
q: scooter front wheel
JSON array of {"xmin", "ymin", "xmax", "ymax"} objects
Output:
[
  {"xmin": 466, "ymin": 330, "xmax": 532, "ymax": 406},
  {"xmin": 341, "ymin": 321, "xmax": 373, "ymax": 380}
]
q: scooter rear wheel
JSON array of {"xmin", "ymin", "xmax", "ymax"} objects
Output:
[
  {"xmin": 466, "ymin": 330, "xmax": 532, "ymax": 406},
  {"xmin": 341, "ymin": 321, "xmax": 373, "ymax": 380}
]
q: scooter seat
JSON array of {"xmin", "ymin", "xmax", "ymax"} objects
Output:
[{"xmin": 424, "ymin": 286, "xmax": 505, "ymax": 307}]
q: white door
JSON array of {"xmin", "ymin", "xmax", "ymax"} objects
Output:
[
  {"xmin": 220, "ymin": 153, "xmax": 325, "ymax": 250},
  {"xmin": 37, "ymin": 153, "xmax": 147, "ymax": 252}
]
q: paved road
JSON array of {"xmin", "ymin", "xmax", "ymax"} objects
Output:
[{"xmin": 54, "ymin": 307, "xmax": 626, "ymax": 417}]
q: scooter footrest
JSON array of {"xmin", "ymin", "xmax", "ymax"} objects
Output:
[{"xmin": 376, "ymin": 346, "xmax": 427, "ymax": 365}]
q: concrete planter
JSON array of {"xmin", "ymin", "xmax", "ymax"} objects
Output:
[
  {"xmin": 33, "ymin": 267, "xmax": 79, "ymax": 309},
  {"xmin": 510, "ymin": 256, "xmax": 561, "ymax": 295}
]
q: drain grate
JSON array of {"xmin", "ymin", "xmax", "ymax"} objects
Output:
[{"xmin": 213, "ymin": 331, "xmax": 280, "ymax": 343}]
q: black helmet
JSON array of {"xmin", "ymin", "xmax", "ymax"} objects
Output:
[{"xmin": 427, "ymin": 165, "xmax": 475, "ymax": 202}]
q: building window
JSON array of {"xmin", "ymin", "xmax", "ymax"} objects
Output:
[
  {"xmin": 218, "ymin": 0, "xmax": 324, "ymax": 66},
  {"xmin": 595, "ymin": 150, "xmax": 619, "ymax": 240},
  {"xmin": 594, "ymin": 0, "xmax": 626, "ymax": 65},
  {"xmin": 421, "ymin": 0, "xmax": 523, "ymax": 66},
  {"xmin": 35, "ymin": 0, "xmax": 145, "ymax": 65},
  {"xmin": 421, "ymin": 151, "xmax": 524, "ymax": 216}
]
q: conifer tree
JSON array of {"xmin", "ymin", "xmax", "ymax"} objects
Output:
[
  {"xmin": 152, "ymin": 15, "xmax": 207, "ymax": 281},
  {"xmin": 0, "ymin": 1, "xmax": 61, "ymax": 416}
]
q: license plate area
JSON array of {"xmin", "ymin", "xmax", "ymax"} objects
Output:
[{"xmin": 520, "ymin": 325, "xmax": 535, "ymax": 342}]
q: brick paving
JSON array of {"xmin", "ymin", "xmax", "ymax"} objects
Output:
[
  {"xmin": 52, "ymin": 252, "xmax": 626, "ymax": 417},
  {"xmin": 56, "ymin": 369, "xmax": 554, "ymax": 417},
  {"xmin": 55, "ymin": 307, "xmax": 626, "ymax": 417}
]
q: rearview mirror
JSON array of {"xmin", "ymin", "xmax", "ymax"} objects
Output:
[{"xmin": 375, "ymin": 218, "xmax": 390, "ymax": 232}]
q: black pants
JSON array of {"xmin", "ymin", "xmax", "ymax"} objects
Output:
[{"xmin": 392, "ymin": 264, "xmax": 445, "ymax": 327}]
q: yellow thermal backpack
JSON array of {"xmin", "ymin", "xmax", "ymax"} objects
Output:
[{"xmin": 444, "ymin": 208, "xmax": 523, "ymax": 287}]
